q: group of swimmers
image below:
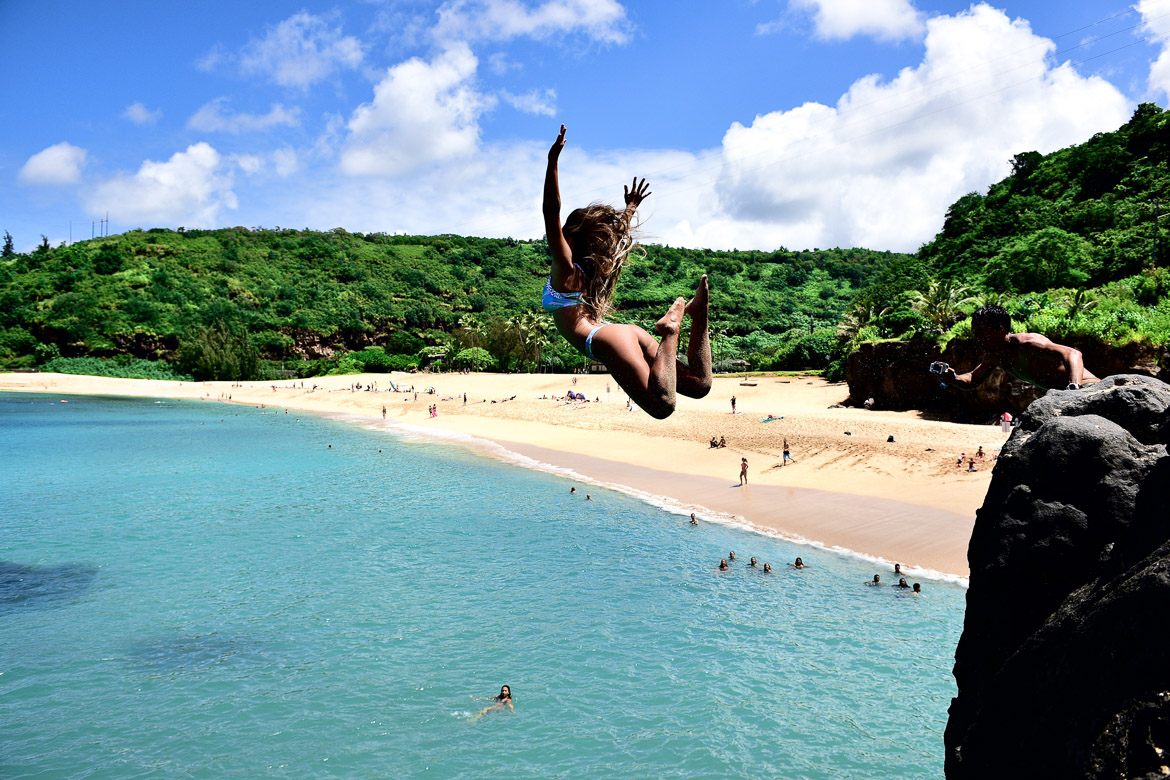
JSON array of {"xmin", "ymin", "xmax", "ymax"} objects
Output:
[
  {"xmin": 867, "ymin": 564, "xmax": 923, "ymax": 594},
  {"xmin": 715, "ymin": 551, "xmax": 813, "ymax": 574}
]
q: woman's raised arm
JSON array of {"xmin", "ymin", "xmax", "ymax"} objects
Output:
[{"xmin": 543, "ymin": 124, "xmax": 574, "ymax": 279}]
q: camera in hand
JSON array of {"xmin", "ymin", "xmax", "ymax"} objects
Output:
[{"xmin": 929, "ymin": 361, "xmax": 948, "ymax": 375}]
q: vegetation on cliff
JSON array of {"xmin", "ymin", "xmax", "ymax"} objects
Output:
[
  {"xmin": 4, "ymin": 106, "xmax": 1167, "ymax": 382},
  {"xmin": 0, "ymin": 225, "xmax": 903, "ymax": 378},
  {"xmin": 842, "ymin": 103, "xmax": 1170, "ymax": 362}
]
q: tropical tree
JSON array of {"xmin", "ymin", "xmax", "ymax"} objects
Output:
[
  {"xmin": 909, "ymin": 279, "xmax": 977, "ymax": 332},
  {"xmin": 452, "ymin": 346, "xmax": 492, "ymax": 371},
  {"xmin": 1063, "ymin": 288, "xmax": 1098, "ymax": 320},
  {"xmin": 837, "ymin": 302, "xmax": 890, "ymax": 340}
]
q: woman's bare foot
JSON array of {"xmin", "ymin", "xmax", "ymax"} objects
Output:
[
  {"xmin": 686, "ymin": 274, "xmax": 709, "ymax": 318},
  {"xmin": 656, "ymin": 297, "xmax": 686, "ymax": 337}
]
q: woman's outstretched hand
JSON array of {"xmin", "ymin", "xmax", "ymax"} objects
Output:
[
  {"xmin": 624, "ymin": 177, "xmax": 651, "ymax": 210},
  {"xmin": 549, "ymin": 124, "xmax": 567, "ymax": 161}
]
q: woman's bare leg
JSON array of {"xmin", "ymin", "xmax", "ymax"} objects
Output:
[
  {"xmin": 642, "ymin": 297, "xmax": 685, "ymax": 418},
  {"xmin": 592, "ymin": 300, "xmax": 684, "ymax": 419},
  {"xmin": 677, "ymin": 274, "xmax": 712, "ymax": 398}
]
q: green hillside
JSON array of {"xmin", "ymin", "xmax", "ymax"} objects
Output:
[
  {"xmin": 6, "ymin": 104, "xmax": 1167, "ymax": 383},
  {"xmin": 0, "ymin": 226, "xmax": 902, "ymax": 379},
  {"xmin": 843, "ymin": 103, "xmax": 1170, "ymax": 354}
]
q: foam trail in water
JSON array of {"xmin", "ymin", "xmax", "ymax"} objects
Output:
[{"xmin": 328, "ymin": 413, "xmax": 969, "ymax": 588}]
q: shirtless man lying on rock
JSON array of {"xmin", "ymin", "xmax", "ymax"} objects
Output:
[{"xmin": 931, "ymin": 304, "xmax": 1100, "ymax": 392}]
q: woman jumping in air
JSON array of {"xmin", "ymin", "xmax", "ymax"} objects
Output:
[{"xmin": 542, "ymin": 124, "xmax": 711, "ymax": 419}]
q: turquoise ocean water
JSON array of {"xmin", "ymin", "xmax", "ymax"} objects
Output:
[{"xmin": 1, "ymin": 393, "xmax": 964, "ymax": 778}]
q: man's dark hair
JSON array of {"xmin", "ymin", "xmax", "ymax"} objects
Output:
[{"xmin": 971, "ymin": 304, "xmax": 1011, "ymax": 332}]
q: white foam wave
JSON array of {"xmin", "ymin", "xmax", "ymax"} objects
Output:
[{"xmin": 326, "ymin": 413, "xmax": 969, "ymax": 588}]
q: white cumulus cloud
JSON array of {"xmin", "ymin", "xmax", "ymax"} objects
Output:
[
  {"xmin": 340, "ymin": 43, "xmax": 493, "ymax": 177},
  {"xmin": 786, "ymin": 0, "xmax": 924, "ymax": 41},
  {"xmin": 19, "ymin": 142, "xmax": 87, "ymax": 185},
  {"xmin": 187, "ymin": 98, "xmax": 301, "ymax": 133},
  {"xmin": 706, "ymin": 3, "xmax": 1132, "ymax": 251},
  {"xmin": 203, "ymin": 12, "xmax": 364, "ymax": 89},
  {"xmin": 123, "ymin": 102, "xmax": 162, "ymax": 125},
  {"xmin": 501, "ymin": 88, "xmax": 557, "ymax": 116},
  {"xmin": 434, "ymin": 0, "xmax": 631, "ymax": 45},
  {"xmin": 88, "ymin": 143, "xmax": 236, "ymax": 227},
  {"xmin": 1138, "ymin": 0, "xmax": 1170, "ymax": 100}
]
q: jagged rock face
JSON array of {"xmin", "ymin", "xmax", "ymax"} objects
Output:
[{"xmin": 946, "ymin": 375, "xmax": 1170, "ymax": 779}]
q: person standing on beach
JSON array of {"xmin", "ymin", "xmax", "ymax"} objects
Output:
[
  {"xmin": 739, "ymin": 457, "xmax": 748, "ymax": 485},
  {"xmin": 382, "ymin": 405, "xmax": 386, "ymax": 419},
  {"xmin": 782, "ymin": 439, "xmax": 793, "ymax": 466},
  {"xmin": 731, "ymin": 395, "xmax": 737, "ymax": 414}
]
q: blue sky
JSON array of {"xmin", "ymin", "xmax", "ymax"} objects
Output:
[{"xmin": 3, "ymin": 0, "xmax": 1169, "ymax": 253}]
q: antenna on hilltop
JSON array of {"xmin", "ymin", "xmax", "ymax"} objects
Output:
[{"xmin": 91, "ymin": 213, "xmax": 108, "ymax": 239}]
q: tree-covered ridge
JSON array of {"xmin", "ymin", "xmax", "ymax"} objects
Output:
[
  {"xmin": 843, "ymin": 103, "xmax": 1170, "ymax": 354},
  {"xmin": 921, "ymin": 102, "xmax": 1170, "ymax": 289},
  {"xmin": 0, "ymin": 225, "xmax": 906, "ymax": 377}
]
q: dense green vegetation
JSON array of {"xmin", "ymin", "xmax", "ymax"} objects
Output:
[
  {"xmin": 842, "ymin": 103, "xmax": 1170, "ymax": 358},
  {"xmin": 0, "ymin": 224, "xmax": 903, "ymax": 379},
  {"xmin": 4, "ymin": 104, "xmax": 1167, "ymax": 382}
]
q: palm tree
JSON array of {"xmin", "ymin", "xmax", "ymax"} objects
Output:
[
  {"xmin": 521, "ymin": 311, "xmax": 554, "ymax": 369},
  {"xmin": 837, "ymin": 303, "xmax": 890, "ymax": 340},
  {"xmin": 1063, "ymin": 288, "xmax": 1098, "ymax": 320},
  {"xmin": 909, "ymin": 279, "xmax": 977, "ymax": 332},
  {"xmin": 457, "ymin": 314, "xmax": 482, "ymax": 349}
]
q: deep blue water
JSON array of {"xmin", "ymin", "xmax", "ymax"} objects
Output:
[{"xmin": 0, "ymin": 393, "xmax": 963, "ymax": 778}]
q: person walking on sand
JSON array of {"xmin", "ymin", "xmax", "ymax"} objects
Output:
[
  {"xmin": 382, "ymin": 405, "xmax": 386, "ymax": 419},
  {"xmin": 542, "ymin": 124, "xmax": 711, "ymax": 419},
  {"xmin": 739, "ymin": 457, "xmax": 749, "ymax": 485},
  {"xmin": 782, "ymin": 438, "xmax": 794, "ymax": 466}
]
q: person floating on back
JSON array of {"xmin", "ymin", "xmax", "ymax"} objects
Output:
[
  {"xmin": 543, "ymin": 124, "xmax": 712, "ymax": 419},
  {"xmin": 932, "ymin": 304, "xmax": 1100, "ymax": 392}
]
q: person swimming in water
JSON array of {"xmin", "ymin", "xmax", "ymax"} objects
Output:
[
  {"xmin": 895, "ymin": 577, "xmax": 912, "ymax": 589},
  {"xmin": 791, "ymin": 557, "xmax": 808, "ymax": 569},
  {"xmin": 718, "ymin": 559, "xmax": 729, "ymax": 571},
  {"xmin": 867, "ymin": 574, "xmax": 882, "ymax": 586},
  {"xmin": 475, "ymin": 685, "xmax": 514, "ymax": 718},
  {"xmin": 543, "ymin": 124, "xmax": 712, "ymax": 419}
]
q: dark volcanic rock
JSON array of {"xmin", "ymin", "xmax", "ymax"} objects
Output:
[{"xmin": 946, "ymin": 375, "xmax": 1170, "ymax": 779}]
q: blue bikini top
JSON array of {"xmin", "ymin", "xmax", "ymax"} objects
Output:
[{"xmin": 541, "ymin": 278, "xmax": 583, "ymax": 312}]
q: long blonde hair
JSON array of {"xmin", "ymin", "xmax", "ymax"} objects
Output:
[{"xmin": 562, "ymin": 204, "xmax": 642, "ymax": 321}]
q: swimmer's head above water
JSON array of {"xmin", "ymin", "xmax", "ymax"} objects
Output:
[{"xmin": 496, "ymin": 685, "xmax": 512, "ymax": 701}]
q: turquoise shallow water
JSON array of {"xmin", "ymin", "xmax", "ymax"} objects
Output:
[{"xmin": 1, "ymin": 393, "xmax": 964, "ymax": 779}]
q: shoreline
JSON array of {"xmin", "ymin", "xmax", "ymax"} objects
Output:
[{"xmin": 1, "ymin": 371, "xmax": 999, "ymax": 580}]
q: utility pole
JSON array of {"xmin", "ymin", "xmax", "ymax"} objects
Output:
[{"xmin": 1153, "ymin": 200, "xmax": 1165, "ymax": 268}]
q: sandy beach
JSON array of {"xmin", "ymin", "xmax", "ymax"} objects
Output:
[{"xmin": 1, "ymin": 371, "xmax": 1003, "ymax": 579}]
